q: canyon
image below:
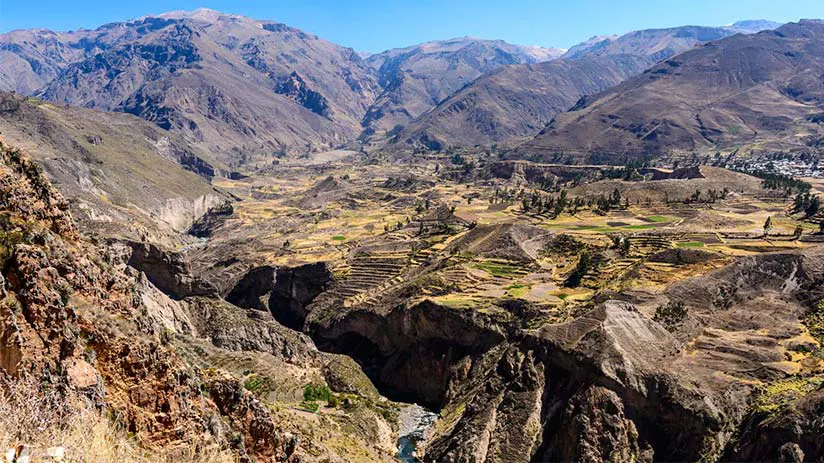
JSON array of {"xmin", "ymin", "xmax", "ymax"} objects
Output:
[{"xmin": 0, "ymin": 8, "xmax": 823, "ymax": 463}]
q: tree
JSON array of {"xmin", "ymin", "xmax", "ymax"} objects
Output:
[
  {"xmin": 610, "ymin": 188, "xmax": 621, "ymax": 206},
  {"xmin": 564, "ymin": 252, "xmax": 591, "ymax": 288},
  {"xmin": 763, "ymin": 216, "xmax": 773, "ymax": 237},
  {"xmin": 805, "ymin": 195, "xmax": 821, "ymax": 218}
]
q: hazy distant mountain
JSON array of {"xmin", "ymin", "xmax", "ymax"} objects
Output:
[
  {"xmin": 562, "ymin": 26, "xmax": 736, "ymax": 61},
  {"xmin": 392, "ymin": 55, "xmax": 652, "ymax": 150},
  {"xmin": 562, "ymin": 21, "xmax": 781, "ymax": 62},
  {"xmin": 725, "ymin": 19, "xmax": 783, "ymax": 33},
  {"xmin": 515, "ymin": 20, "xmax": 824, "ymax": 162},
  {"xmin": 362, "ymin": 37, "xmax": 564, "ymax": 137}
]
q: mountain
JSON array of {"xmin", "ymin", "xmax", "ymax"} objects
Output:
[
  {"xmin": 1, "ymin": 9, "xmax": 380, "ymax": 165},
  {"xmin": 362, "ymin": 37, "xmax": 564, "ymax": 137},
  {"xmin": 0, "ymin": 11, "xmax": 568, "ymax": 162},
  {"xmin": 562, "ymin": 21, "xmax": 781, "ymax": 62},
  {"xmin": 0, "ymin": 23, "xmax": 150, "ymax": 95},
  {"xmin": 391, "ymin": 55, "xmax": 653, "ymax": 150},
  {"xmin": 515, "ymin": 20, "xmax": 824, "ymax": 162}
]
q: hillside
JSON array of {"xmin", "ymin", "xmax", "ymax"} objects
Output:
[
  {"xmin": 516, "ymin": 20, "xmax": 824, "ymax": 162},
  {"xmin": 362, "ymin": 37, "xmax": 564, "ymax": 137},
  {"xmin": 0, "ymin": 92, "xmax": 226, "ymax": 242},
  {"xmin": 0, "ymin": 140, "xmax": 402, "ymax": 462},
  {"xmin": 392, "ymin": 55, "xmax": 652, "ymax": 150}
]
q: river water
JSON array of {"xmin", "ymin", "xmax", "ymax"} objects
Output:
[{"xmin": 395, "ymin": 404, "xmax": 438, "ymax": 462}]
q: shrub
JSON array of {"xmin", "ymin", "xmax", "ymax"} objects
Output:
[{"xmin": 303, "ymin": 383, "xmax": 331, "ymax": 403}]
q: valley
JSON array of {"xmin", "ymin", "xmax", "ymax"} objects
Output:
[
  {"xmin": 0, "ymin": 6, "xmax": 823, "ymax": 463},
  {"xmin": 96, "ymin": 146, "xmax": 824, "ymax": 461}
]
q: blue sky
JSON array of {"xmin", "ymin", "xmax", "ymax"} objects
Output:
[{"xmin": 2, "ymin": 0, "xmax": 824, "ymax": 52}]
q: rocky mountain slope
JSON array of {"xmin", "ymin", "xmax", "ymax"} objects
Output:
[
  {"xmin": 391, "ymin": 54, "xmax": 652, "ymax": 150},
  {"xmin": 385, "ymin": 21, "xmax": 782, "ymax": 151},
  {"xmin": 516, "ymin": 20, "xmax": 824, "ymax": 162},
  {"xmin": 1, "ymin": 10, "xmax": 380, "ymax": 165},
  {"xmin": 0, "ymin": 11, "xmax": 567, "ymax": 163},
  {"xmin": 1, "ymin": 10, "xmax": 788, "ymax": 160},
  {"xmin": 361, "ymin": 38, "xmax": 564, "ymax": 137}
]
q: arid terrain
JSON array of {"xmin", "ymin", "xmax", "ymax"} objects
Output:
[{"xmin": 1, "ymin": 7, "xmax": 823, "ymax": 463}]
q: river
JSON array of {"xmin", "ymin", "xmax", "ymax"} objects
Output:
[{"xmin": 395, "ymin": 404, "xmax": 438, "ymax": 462}]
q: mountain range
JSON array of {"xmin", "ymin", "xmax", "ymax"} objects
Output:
[{"xmin": 0, "ymin": 9, "xmax": 797, "ymax": 164}]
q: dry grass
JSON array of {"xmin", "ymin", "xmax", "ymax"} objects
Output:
[{"xmin": 0, "ymin": 376, "xmax": 236, "ymax": 463}]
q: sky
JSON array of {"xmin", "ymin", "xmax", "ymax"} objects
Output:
[{"xmin": 2, "ymin": 0, "xmax": 824, "ymax": 52}]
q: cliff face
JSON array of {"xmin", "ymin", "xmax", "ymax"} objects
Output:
[{"xmin": 0, "ymin": 141, "xmax": 397, "ymax": 461}]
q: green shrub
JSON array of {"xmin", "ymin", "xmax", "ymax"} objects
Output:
[
  {"xmin": 303, "ymin": 383, "xmax": 332, "ymax": 402},
  {"xmin": 244, "ymin": 374, "xmax": 267, "ymax": 394}
]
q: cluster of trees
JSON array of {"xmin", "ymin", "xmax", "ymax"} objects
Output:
[
  {"xmin": 792, "ymin": 192, "xmax": 821, "ymax": 218},
  {"xmin": 603, "ymin": 160, "xmax": 648, "ymax": 181},
  {"xmin": 520, "ymin": 189, "xmax": 575, "ymax": 217},
  {"xmin": 593, "ymin": 188, "xmax": 628, "ymax": 212},
  {"xmin": 653, "ymin": 300, "xmax": 688, "ymax": 332},
  {"xmin": 682, "ymin": 188, "xmax": 730, "ymax": 204},
  {"xmin": 757, "ymin": 172, "xmax": 811, "ymax": 196},
  {"xmin": 518, "ymin": 188, "xmax": 631, "ymax": 217}
]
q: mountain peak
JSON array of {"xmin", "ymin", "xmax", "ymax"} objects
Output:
[
  {"xmin": 155, "ymin": 8, "xmax": 243, "ymax": 22},
  {"xmin": 725, "ymin": 19, "xmax": 783, "ymax": 33}
]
